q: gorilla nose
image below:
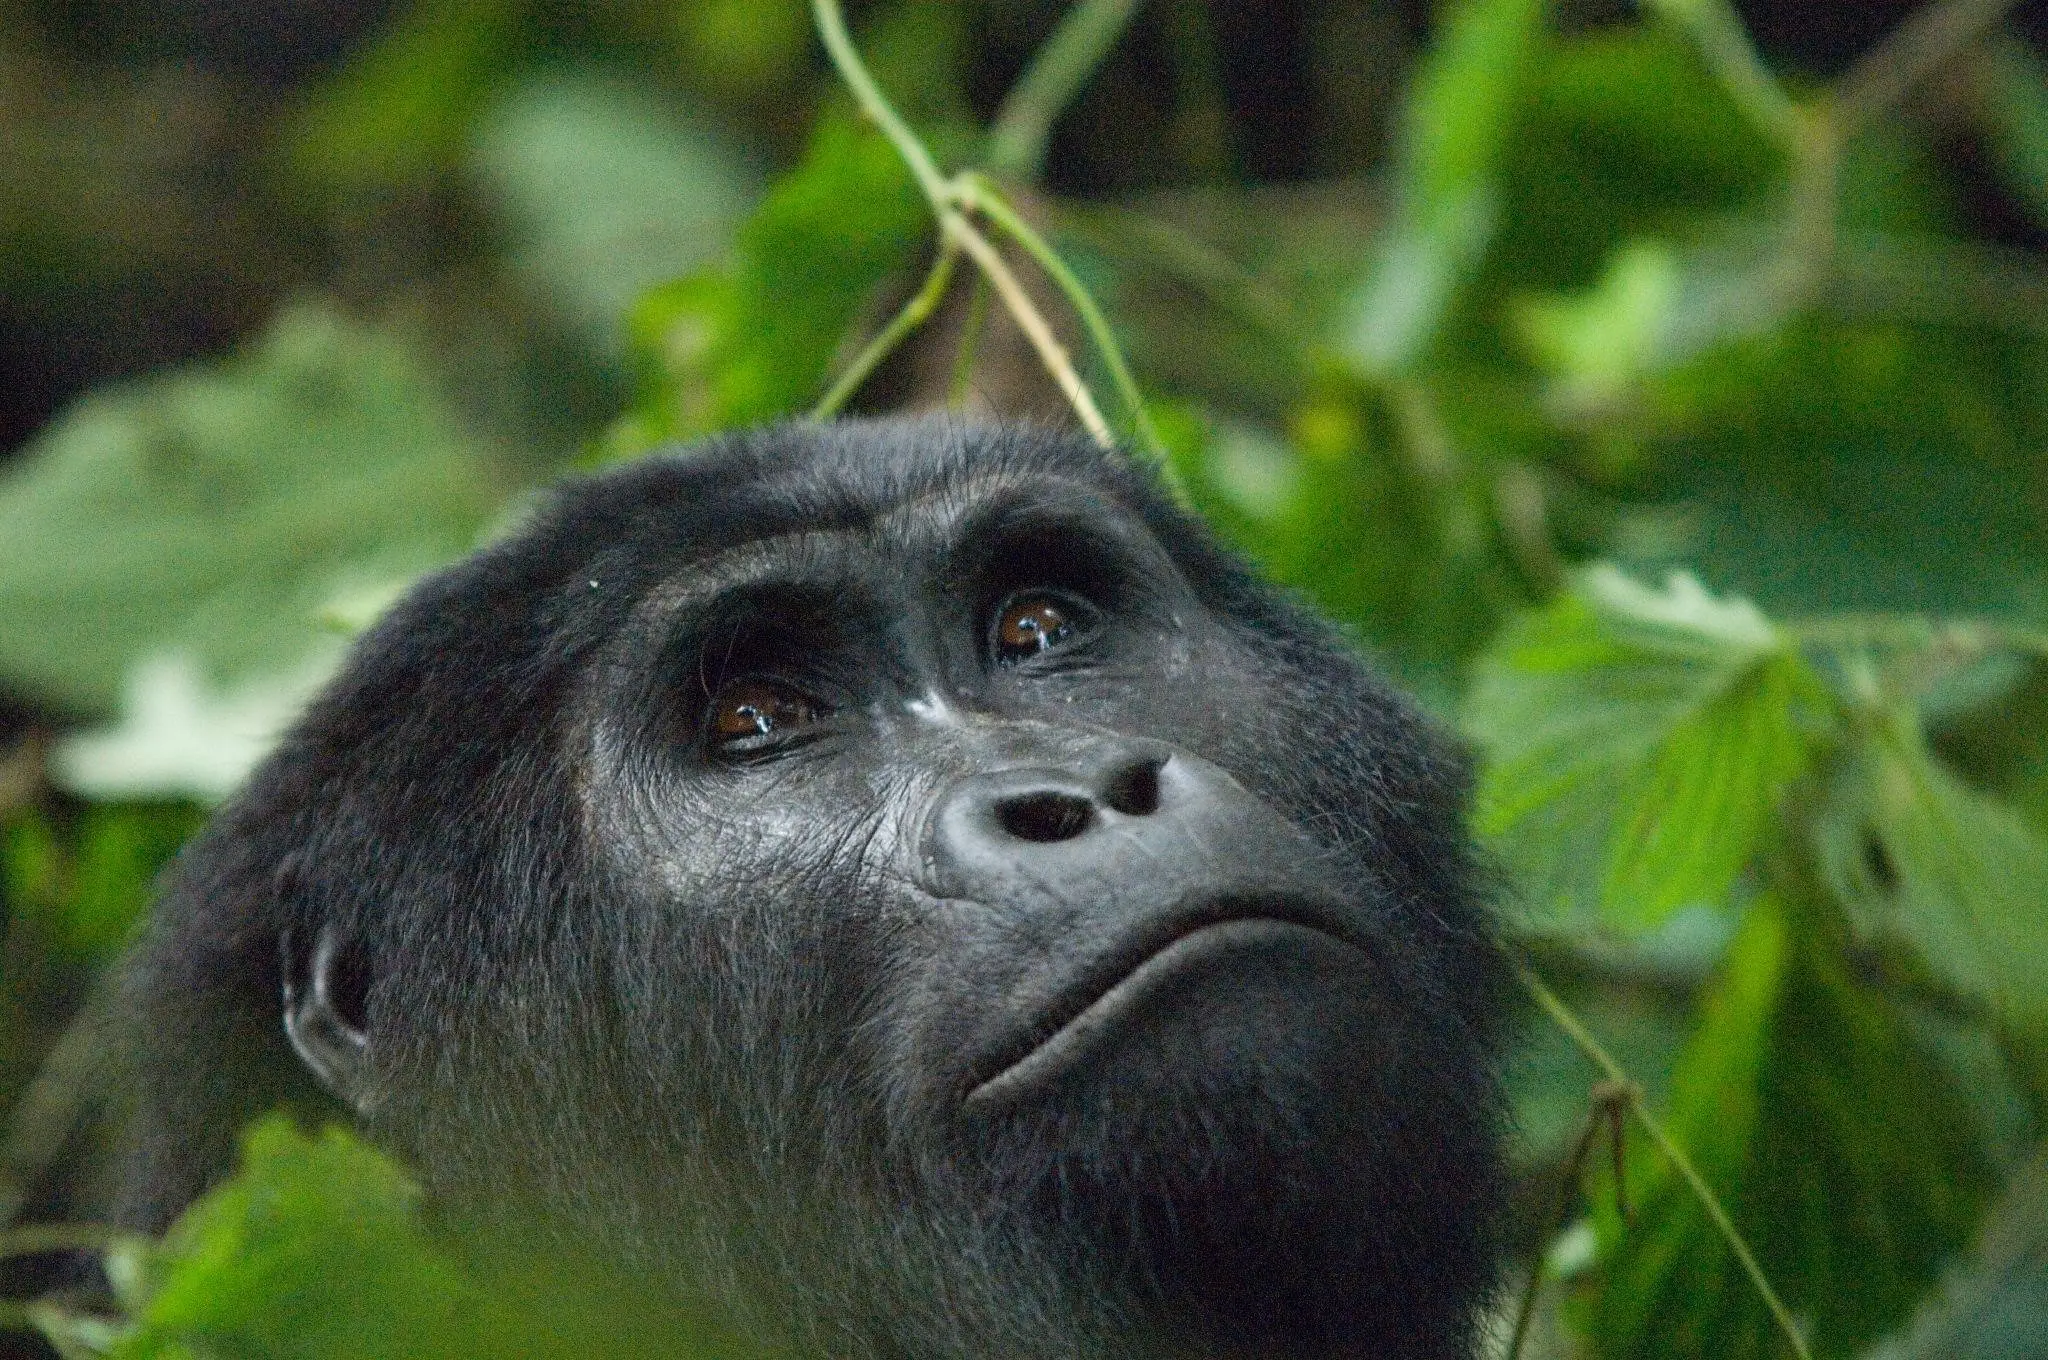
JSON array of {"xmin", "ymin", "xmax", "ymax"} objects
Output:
[
  {"xmin": 926, "ymin": 746, "xmax": 1171, "ymax": 882},
  {"xmin": 991, "ymin": 755, "xmax": 1163, "ymax": 843},
  {"xmin": 922, "ymin": 745, "xmax": 1331, "ymax": 912}
]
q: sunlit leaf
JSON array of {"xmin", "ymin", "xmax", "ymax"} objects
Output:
[
  {"xmin": 1466, "ymin": 566, "xmax": 1821, "ymax": 927},
  {"xmin": 1514, "ymin": 234, "xmax": 1797, "ymax": 412},
  {"xmin": 52, "ymin": 650, "xmax": 339, "ymax": 803},
  {"xmin": 1583, "ymin": 898, "xmax": 1997, "ymax": 1358}
]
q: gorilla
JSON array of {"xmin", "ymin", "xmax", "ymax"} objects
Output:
[{"xmin": 110, "ymin": 419, "xmax": 1505, "ymax": 1358}]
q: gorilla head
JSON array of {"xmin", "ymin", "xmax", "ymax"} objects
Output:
[{"xmin": 115, "ymin": 420, "xmax": 1505, "ymax": 1359}]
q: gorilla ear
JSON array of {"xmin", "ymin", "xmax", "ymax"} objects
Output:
[{"xmin": 281, "ymin": 924, "xmax": 374, "ymax": 1112}]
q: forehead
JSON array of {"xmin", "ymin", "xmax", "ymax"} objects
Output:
[{"xmin": 659, "ymin": 470, "xmax": 1138, "ymax": 600}]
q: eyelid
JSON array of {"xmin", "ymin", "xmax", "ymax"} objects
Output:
[
  {"xmin": 988, "ymin": 588, "xmax": 1100, "ymax": 667},
  {"xmin": 701, "ymin": 673, "xmax": 834, "ymax": 761}
]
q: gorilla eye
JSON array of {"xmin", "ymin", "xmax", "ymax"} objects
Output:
[
  {"xmin": 708, "ymin": 678, "xmax": 820, "ymax": 748},
  {"xmin": 992, "ymin": 592, "xmax": 1089, "ymax": 665}
]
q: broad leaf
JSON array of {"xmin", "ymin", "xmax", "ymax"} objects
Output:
[
  {"xmin": 466, "ymin": 68, "xmax": 758, "ymax": 351},
  {"xmin": 1584, "ymin": 899, "xmax": 1997, "ymax": 1359},
  {"xmin": 113, "ymin": 1119, "xmax": 478, "ymax": 1360},
  {"xmin": 0, "ymin": 303, "xmax": 515, "ymax": 715},
  {"xmin": 1814, "ymin": 717, "xmax": 2048, "ymax": 1040},
  {"xmin": 1466, "ymin": 566, "xmax": 1820, "ymax": 927},
  {"xmin": 111, "ymin": 1118, "xmax": 767, "ymax": 1359},
  {"xmin": 605, "ymin": 112, "xmax": 927, "ymax": 454}
]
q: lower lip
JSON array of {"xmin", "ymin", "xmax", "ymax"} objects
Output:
[{"xmin": 963, "ymin": 919, "xmax": 1362, "ymax": 1110}]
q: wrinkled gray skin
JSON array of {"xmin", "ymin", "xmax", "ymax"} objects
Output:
[{"xmin": 114, "ymin": 420, "xmax": 1506, "ymax": 1358}]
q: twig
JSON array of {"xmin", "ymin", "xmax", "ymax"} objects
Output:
[
  {"xmin": 814, "ymin": 242, "xmax": 961, "ymax": 419},
  {"xmin": 0, "ymin": 1222, "xmax": 139, "ymax": 1261},
  {"xmin": 943, "ymin": 216, "xmax": 1116, "ymax": 445},
  {"xmin": 810, "ymin": 0, "xmax": 947, "ymax": 203},
  {"xmin": 811, "ymin": 0, "xmax": 1117, "ymax": 447},
  {"xmin": 1834, "ymin": 0, "xmax": 2023, "ymax": 135},
  {"xmin": 1645, "ymin": 0, "xmax": 1804, "ymax": 150},
  {"xmin": 1506, "ymin": 1082, "xmax": 1628, "ymax": 1359},
  {"xmin": 958, "ymin": 173, "xmax": 1169, "ymax": 461},
  {"xmin": 949, "ymin": 273, "xmax": 989, "ymax": 408},
  {"xmin": 987, "ymin": 0, "xmax": 1145, "ymax": 181},
  {"xmin": 1510, "ymin": 954, "xmax": 1814, "ymax": 1360}
]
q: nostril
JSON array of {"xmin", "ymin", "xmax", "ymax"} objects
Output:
[
  {"xmin": 1103, "ymin": 757, "xmax": 1164, "ymax": 817},
  {"xmin": 996, "ymin": 791, "xmax": 1096, "ymax": 843}
]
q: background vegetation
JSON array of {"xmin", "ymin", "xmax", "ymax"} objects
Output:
[{"xmin": 2, "ymin": 0, "xmax": 2046, "ymax": 1355}]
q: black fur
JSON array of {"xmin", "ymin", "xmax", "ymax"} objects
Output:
[{"xmin": 112, "ymin": 419, "xmax": 1506, "ymax": 1358}]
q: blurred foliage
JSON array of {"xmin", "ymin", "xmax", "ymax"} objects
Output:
[
  {"xmin": 24, "ymin": 1117, "xmax": 768, "ymax": 1358},
  {"xmin": 3, "ymin": 0, "xmax": 2047, "ymax": 1356}
]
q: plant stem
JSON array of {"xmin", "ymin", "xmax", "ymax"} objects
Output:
[
  {"xmin": 0, "ymin": 1222, "xmax": 137, "ymax": 1261},
  {"xmin": 987, "ymin": 0, "xmax": 1144, "ymax": 180},
  {"xmin": 811, "ymin": 0, "xmax": 1118, "ymax": 448},
  {"xmin": 1510, "ymin": 955, "xmax": 1814, "ymax": 1360},
  {"xmin": 814, "ymin": 243, "xmax": 960, "ymax": 419},
  {"xmin": 943, "ymin": 214, "xmax": 1116, "ymax": 445},
  {"xmin": 1646, "ymin": 0, "xmax": 1804, "ymax": 151},
  {"xmin": 1834, "ymin": 0, "xmax": 2023, "ymax": 134},
  {"xmin": 949, "ymin": 273, "xmax": 989, "ymax": 407},
  {"xmin": 958, "ymin": 173, "xmax": 1168, "ymax": 462},
  {"xmin": 809, "ymin": 0, "xmax": 948, "ymax": 203}
]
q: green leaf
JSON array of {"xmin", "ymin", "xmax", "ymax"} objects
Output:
[
  {"xmin": 1619, "ymin": 321, "xmax": 2048, "ymax": 624},
  {"xmin": 1492, "ymin": 26, "xmax": 1779, "ymax": 294},
  {"xmin": 112, "ymin": 1118, "xmax": 765, "ymax": 1359},
  {"xmin": 2, "ymin": 804, "xmax": 204, "ymax": 957},
  {"xmin": 1342, "ymin": 0, "xmax": 1549, "ymax": 374},
  {"xmin": 114, "ymin": 1119, "xmax": 477, "ymax": 1360},
  {"xmin": 1584, "ymin": 898, "xmax": 1998, "ymax": 1358},
  {"xmin": 283, "ymin": 0, "xmax": 523, "ymax": 192},
  {"xmin": 0, "ymin": 302, "xmax": 515, "ymax": 715},
  {"xmin": 1815, "ymin": 717, "xmax": 2048, "ymax": 1038},
  {"xmin": 465, "ymin": 68, "xmax": 759, "ymax": 352},
  {"xmin": 1466, "ymin": 566, "xmax": 1821, "ymax": 927},
  {"xmin": 606, "ymin": 112, "xmax": 927, "ymax": 454},
  {"xmin": 1859, "ymin": 1150, "xmax": 2048, "ymax": 1360},
  {"xmin": 1513, "ymin": 233, "xmax": 1798, "ymax": 412}
]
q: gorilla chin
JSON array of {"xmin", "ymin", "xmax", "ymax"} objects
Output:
[
  {"xmin": 102, "ymin": 418, "xmax": 1506, "ymax": 1360},
  {"xmin": 947, "ymin": 899, "xmax": 1487, "ymax": 1360},
  {"xmin": 962, "ymin": 913, "xmax": 1371, "ymax": 1111}
]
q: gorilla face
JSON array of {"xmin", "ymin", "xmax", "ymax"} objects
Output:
[{"xmin": 117, "ymin": 420, "xmax": 1504, "ymax": 1360}]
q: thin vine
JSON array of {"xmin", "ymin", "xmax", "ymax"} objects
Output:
[
  {"xmin": 809, "ymin": 0, "xmax": 1176, "ymax": 483},
  {"xmin": 1512, "ymin": 956, "xmax": 1815, "ymax": 1360}
]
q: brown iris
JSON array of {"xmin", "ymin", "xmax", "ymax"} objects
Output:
[
  {"xmin": 709, "ymin": 678, "xmax": 818, "ymax": 745},
  {"xmin": 994, "ymin": 593, "xmax": 1078, "ymax": 664}
]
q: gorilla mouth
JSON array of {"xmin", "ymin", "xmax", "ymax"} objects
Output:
[{"xmin": 963, "ymin": 899, "xmax": 1363, "ymax": 1110}]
